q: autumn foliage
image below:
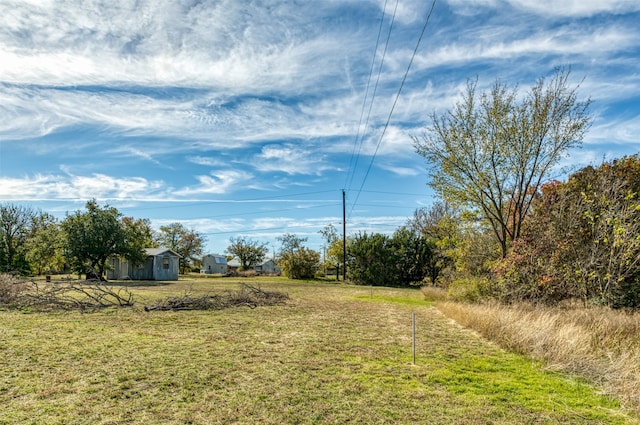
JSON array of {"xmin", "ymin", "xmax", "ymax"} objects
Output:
[{"xmin": 494, "ymin": 155, "xmax": 640, "ymax": 308}]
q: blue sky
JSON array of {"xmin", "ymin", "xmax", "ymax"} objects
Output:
[{"xmin": 1, "ymin": 0, "xmax": 639, "ymax": 256}]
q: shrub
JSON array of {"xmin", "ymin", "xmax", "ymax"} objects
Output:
[
  {"xmin": 347, "ymin": 229, "xmax": 433, "ymax": 287},
  {"xmin": 279, "ymin": 247, "xmax": 320, "ymax": 279},
  {"xmin": 446, "ymin": 277, "xmax": 490, "ymax": 303}
]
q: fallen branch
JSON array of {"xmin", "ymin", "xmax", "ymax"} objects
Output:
[{"xmin": 15, "ymin": 280, "xmax": 134, "ymax": 311}]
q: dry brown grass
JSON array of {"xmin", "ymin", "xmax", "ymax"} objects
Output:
[
  {"xmin": 420, "ymin": 285, "xmax": 448, "ymax": 301},
  {"xmin": 437, "ymin": 300, "xmax": 640, "ymax": 413}
]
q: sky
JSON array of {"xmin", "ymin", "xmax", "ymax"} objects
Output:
[{"xmin": 1, "ymin": 0, "xmax": 639, "ymax": 257}]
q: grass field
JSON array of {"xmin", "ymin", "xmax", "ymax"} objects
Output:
[
  {"xmin": 436, "ymin": 298, "xmax": 640, "ymax": 416},
  {"xmin": 0, "ymin": 277, "xmax": 638, "ymax": 424}
]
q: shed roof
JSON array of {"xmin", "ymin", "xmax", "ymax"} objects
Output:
[{"xmin": 145, "ymin": 247, "xmax": 182, "ymax": 258}]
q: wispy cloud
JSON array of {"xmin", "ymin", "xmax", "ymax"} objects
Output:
[
  {"xmin": 174, "ymin": 170, "xmax": 254, "ymax": 196},
  {"xmin": 445, "ymin": 0, "xmax": 640, "ymax": 17},
  {"xmin": 410, "ymin": 26, "xmax": 639, "ymax": 72},
  {"xmin": 187, "ymin": 156, "xmax": 228, "ymax": 167},
  {"xmin": 506, "ymin": 0, "xmax": 640, "ymax": 17},
  {"xmin": 252, "ymin": 144, "xmax": 334, "ymax": 176},
  {"xmin": 0, "ymin": 172, "xmax": 166, "ymax": 201}
]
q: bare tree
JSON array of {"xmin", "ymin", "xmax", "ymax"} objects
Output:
[{"xmin": 414, "ymin": 68, "xmax": 591, "ymax": 257}]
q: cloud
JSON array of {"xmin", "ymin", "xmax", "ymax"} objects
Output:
[
  {"xmin": 377, "ymin": 164, "xmax": 422, "ymax": 177},
  {"xmin": 174, "ymin": 170, "xmax": 254, "ymax": 196},
  {"xmin": 106, "ymin": 145, "xmax": 167, "ymax": 167},
  {"xmin": 445, "ymin": 0, "xmax": 640, "ymax": 17},
  {"xmin": 586, "ymin": 116, "xmax": 640, "ymax": 147},
  {"xmin": 506, "ymin": 0, "xmax": 640, "ymax": 17},
  {"xmin": 154, "ymin": 217, "xmax": 248, "ymax": 236},
  {"xmin": 0, "ymin": 0, "xmax": 397, "ymax": 153},
  {"xmin": 0, "ymin": 172, "xmax": 166, "ymax": 201},
  {"xmin": 252, "ymin": 144, "xmax": 335, "ymax": 176},
  {"xmin": 0, "ymin": 85, "xmax": 203, "ymax": 140},
  {"xmin": 187, "ymin": 156, "xmax": 228, "ymax": 167},
  {"xmin": 409, "ymin": 26, "xmax": 639, "ymax": 72},
  {"xmin": 0, "ymin": 0, "xmax": 361, "ymax": 90}
]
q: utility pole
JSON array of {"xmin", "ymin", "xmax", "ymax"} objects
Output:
[{"xmin": 342, "ymin": 189, "xmax": 346, "ymax": 281}]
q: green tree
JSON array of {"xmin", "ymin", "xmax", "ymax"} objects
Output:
[
  {"xmin": 276, "ymin": 233, "xmax": 320, "ymax": 279},
  {"xmin": 61, "ymin": 200, "xmax": 138, "ymax": 279},
  {"xmin": 226, "ymin": 236, "xmax": 268, "ymax": 271},
  {"xmin": 0, "ymin": 203, "xmax": 35, "ymax": 274},
  {"xmin": 319, "ymin": 224, "xmax": 343, "ymax": 280},
  {"xmin": 348, "ymin": 228, "xmax": 444, "ymax": 287},
  {"xmin": 408, "ymin": 201, "xmax": 458, "ymax": 285},
  {"xmin": 414, "ymin": 68, "xmax": 591, "ymax": 257},
  {"xmin": 577, "ymin": 173, "xmax": 640, "ymax": 307},
  {"xmin": 156, "ymin": 223, "xmax": 205, "ymax": 274},
  {"xmin": 25, "ymin": 212, "xmax": 64, "ymax": 275},
  {"xmin": 348, "ymin": 232, "xmax": 396, "ymax": 286},
  {"xmin": 389, "ymin": 227, "xmax": 433, "ymax": 286},
  {"xmin": 122, "ymin": 217, "xmax": 157, "ymax": 269}
]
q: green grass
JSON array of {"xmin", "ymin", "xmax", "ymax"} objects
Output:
[{"xmin": 0, "ymin": 277, "xmax": 637, "ymax": 424}]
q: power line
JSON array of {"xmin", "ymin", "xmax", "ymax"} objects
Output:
[
  {"xmin": 199, "ymin": 215, "xmax": 410, "ymax": 237},
  {"xmin": 354, "ymin": 203, "xmax": 421, "ymax": 210},
  {"xmin": 190, "ymin": 202, "xmax": 342, "ymax": 220},
  {"xmin": 117, "ymin": 189, "xmax": 338, "ymax": 212},
  {"xmin": 345, "ymin": 0, "xmax": 399, "ymax": 192},
  {"xmin": 343, "ymin": 0, "xmax": 389, "ymax": 190},
  {"xmin": 360, "ymin": 189, "xmax": 432, "ymax": 197},
  {"xmin": 201, "ymin": 222, "xmax": 331, "ymax": 236},
  {"xmin": 348, "ymin": 0, "xmax": 438, "ymax": 218}
]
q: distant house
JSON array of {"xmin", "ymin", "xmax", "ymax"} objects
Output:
[
  {"xmin": 226, "ymin": 257, "xmax": 281, "ymax": 275},
  {"xmin": 107, "ymin": 248, "xmax": 181, "ymax": 281},
  {"xmin": 201, "ymin": 254, "xmax": 228, "ymax": 274},
  {"xmin": 254, "ymin": 259, "xmax": 281, "ymax": 275},
  {"xmin": 227, "ymin": 258, "xmax": 241, "ymax": 273}
]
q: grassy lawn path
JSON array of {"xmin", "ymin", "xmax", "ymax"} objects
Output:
[{"xmin": 0, "ymin": 281, "xmax": 637, "ymax": 424}]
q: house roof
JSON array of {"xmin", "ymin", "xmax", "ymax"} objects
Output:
[
  {"xmin": 225, "ymin": 257, "xmax": 278, "ymax": 268},
  {"xmin": 204, "ymin": 254, "xmax": 227, "ymax": 264},
  {"xmin": 145, "ymin": 247, "xmax": 182, "ymax": 258}
]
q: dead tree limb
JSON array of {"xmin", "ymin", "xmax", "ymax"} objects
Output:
[{"xmin": 144, "ymin": 284, "xmax": 288, "ymax": 312}]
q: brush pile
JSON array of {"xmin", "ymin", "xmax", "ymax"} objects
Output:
[
  {"xmin": 144, "ymin": 284, "xmax": 288, "ymax": 311},
  {"xmin": 0, "ymin": 273, "xmax": 134, "ymax": 311}
]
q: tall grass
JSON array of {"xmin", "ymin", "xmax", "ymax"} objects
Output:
[{"xmin": 436, "ymin": 300, "xmax": 640, "ymax": 413}]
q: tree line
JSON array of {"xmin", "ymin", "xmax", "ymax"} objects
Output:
[
  {"xmin": 0, "ymin": 198, "xmax": 438, "ymax": 286},
  {"xmin": 0, "ymin": 199, "xmax": 205, "ymax": 279}
]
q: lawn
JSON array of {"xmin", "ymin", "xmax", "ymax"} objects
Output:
[{"xmin": 0, "ymin": 277, "xmax": 637, "ymax": 424}]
